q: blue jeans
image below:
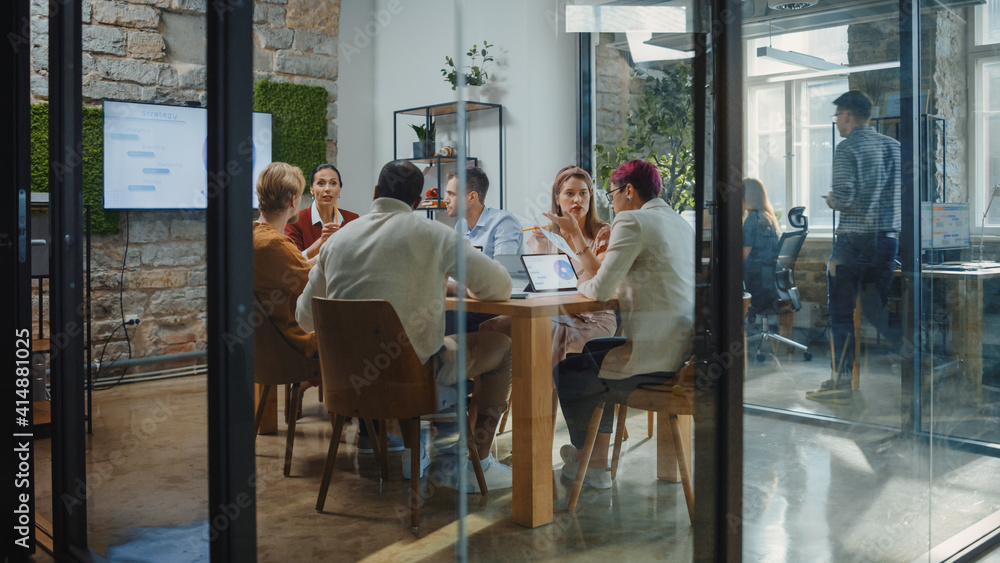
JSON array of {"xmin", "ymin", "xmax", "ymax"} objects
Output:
[{"xmin": 827, "ymin": 233, "xmax": 899, "ymax": 386}]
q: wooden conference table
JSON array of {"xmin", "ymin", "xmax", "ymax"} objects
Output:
[
  {"xmin": 447, "ymin": 293, "xmax": 617, "ymax": 528},
  {"xmin": 910, "ymin": 264, "xmax": 1000, "ymax": 403}
]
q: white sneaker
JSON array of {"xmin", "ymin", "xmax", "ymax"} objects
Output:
[
  {"xmin": 559, "ymin": 444, "xmax": 612, "ymax": 490},
  {"xmin": 401, "ymin": 445, "xmax": 430, "ymax": 480},
  {"xmin": 463, "ymin": 453, "xmax": 513, "ymax": 493}
]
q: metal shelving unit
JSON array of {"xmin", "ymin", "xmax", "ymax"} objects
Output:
[{"xmin": 392, "ymin": 101, "xmax": 504, "ymax": 215}]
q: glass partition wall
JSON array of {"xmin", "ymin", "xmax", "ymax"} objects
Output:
[
  {"xmin": 921, "ymin": 0, "xmax": 1000, "ymax": 555},
  {"xmin": 22, "ymin": 0, "xmax": 221, "ymax": 559},
  {"xmin": 21, "ymin": 0, "xmax": 1000, "ymax": 560},
  {"xmin": 742, "ymin": 0, "xmax": 1000, "ymax": 560}
]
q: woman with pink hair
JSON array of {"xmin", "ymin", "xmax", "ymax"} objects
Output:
[{"xmin": 555, "ymin": 159, "xmax": 695, "ymax": 490}]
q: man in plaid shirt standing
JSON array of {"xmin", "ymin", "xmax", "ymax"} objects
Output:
[{"xmin": 807, "ymin": 90, "xmax": 900, "ymax": 403}]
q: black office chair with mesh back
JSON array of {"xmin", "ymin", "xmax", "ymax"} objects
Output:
[{"xmin": 751, "ymin": 206, "xmax": 813, "ymax": 362}]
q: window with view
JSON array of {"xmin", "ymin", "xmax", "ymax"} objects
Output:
[
  {"xmin": 744, "ymin": 27, "xmax": 850, "ymax": 230},
  {"xmin": 976, "ymin": 0, "xmax": 1000, "ymax": 227}
]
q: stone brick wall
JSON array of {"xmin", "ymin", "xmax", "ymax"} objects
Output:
[
  {"xmin": 88, "ymin": 211, "xmax": 209, "ymax": 362},
  {"xmin": 31, "ymin": 210, "xmax": 210, "ymax": 365},
  {"xmin": 31, "ymin": 0, "xmax": 340, "ymax": 148},
  {"xmin": 593, "ymin": 34, "xmax": 655, "ymax": 152},
  {"xmin": 594, "ymin": 34, "xmax": 630, "ymax": 149},
  {"xmin": 926, "ymin": 9, "xmax": 969, "ymax": 203},
  {"xmin": 29, "ymin": 0, "xmax": 340, "ymax": 366}
]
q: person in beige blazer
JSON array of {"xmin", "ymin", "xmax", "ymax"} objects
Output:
[{"xmin": 556, "ymin": 159, "xmax": 695, "ymax": 490}]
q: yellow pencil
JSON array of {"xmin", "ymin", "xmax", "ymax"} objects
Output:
[
  {"xmin": 523, "ymin": 224, "xmax": 553, "ymax": 232},
  {"xmin": 333, "ymin": 199, "xmax": 338, "ymax": 225}
]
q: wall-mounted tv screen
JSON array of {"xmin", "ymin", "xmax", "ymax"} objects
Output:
[{"xmin": 102, "ymin": 100, "xmax": 272, "ymax": 209}]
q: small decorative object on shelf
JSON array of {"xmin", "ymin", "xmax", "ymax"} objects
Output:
[
  {"xmin": 393, "ymin": 101, "xmax": 503, "ymax": 216},
  {"xmin": 441, "ymin": 41, "xmax": 495, "ymax": 97},
  {"xmin": 409, "ymin": 122, "xmax": 436, "ymax": 159},
  {"xmin": 419, "ymin": 199, "xmax": 444, "ymax": 209}
]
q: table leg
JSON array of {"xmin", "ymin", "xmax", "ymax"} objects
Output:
[
  {"xmin": 779, "ymin": 313, "xmax": 794, "ymax": 361},
  {"xmin": 957, "ymin": 277, "xmax": 984, "ymax": 404},
  {"xmin": 852, "ymin": 297, "xmax": 861, "ymax": 391},
  {"xmin": 510, "ymin": 316, "xmax": 554, "ymax": 528},
  {"xmin": 255, "ymin": 383, "xmax": 277, "ymax": 435},
  {"xmin": 657, "ymin": 413, "xmax": 691, "ymax": 482}
]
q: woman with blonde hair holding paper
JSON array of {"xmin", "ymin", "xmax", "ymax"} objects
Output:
[{"xmin": 480, "ymin": 166, "xmax": 617, "ymax": 366}]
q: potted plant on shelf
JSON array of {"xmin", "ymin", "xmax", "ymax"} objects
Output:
[
  {"xmin": 409, "ymin": 122, "xmax": 435, "ymax": 159},
  {"xmin": 441, "ymin": 41, "xmax": 494, "ymax": 102}
]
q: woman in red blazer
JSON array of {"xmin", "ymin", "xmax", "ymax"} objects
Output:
[
  {"xmin": 285, "ymin": 163, "xmax": 359, "ymax": 258},
  {"xmin": 282, "ymin": 163, "xmax": 359, "ymax": 415}
]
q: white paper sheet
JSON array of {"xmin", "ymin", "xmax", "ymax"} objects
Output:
[{"xmin": 530, "ymin": 209, "xmax": 576, "ymax": 257}]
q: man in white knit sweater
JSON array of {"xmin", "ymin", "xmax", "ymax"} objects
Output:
[{"xmin": 296, "ymin": 160, "xmax": 514, "ymax": 490}]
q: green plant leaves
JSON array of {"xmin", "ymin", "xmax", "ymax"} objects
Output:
[
  {"xmin": 443, "ymin": 41, "xmax": 495, "ymax": 90},
  {"xmin": 254, "ymin": 80, "xmax": 329, "ymax": 195},
  {"xmin": 593, "ymin": 62, "xmax": 696, "ymax": 212},
  {"xmin": 30, "ymin": 104, "xmax": 119, "ymax": 235},
  {"xmin": 408, "ymin": 122, "xmax": 435, "ymax": 141}
]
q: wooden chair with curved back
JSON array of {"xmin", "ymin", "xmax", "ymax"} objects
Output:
[
  {"xmin": 567, "ymin": 358, "xmax": 698, "ymax": 525},
  {"xmin": 253, "ymin": 298, "xmax": 322, "ymax": 477},
  {"xmin": 311, "ymin": 297, "xmax": 487, "ymax": 530}
]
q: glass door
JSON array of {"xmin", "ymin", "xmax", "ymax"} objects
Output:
[
  {"xmin": 741, "ymin": 0, "xmax": 1000, "ymax": 559},
  {"xmin": 920, "ymin": 0, "xmax": 1000, "ymax": 555}
]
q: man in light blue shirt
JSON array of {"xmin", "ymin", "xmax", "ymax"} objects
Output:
[{"xmin": 444, "ymin": 167, "xmax": 523, "ymax": 259}]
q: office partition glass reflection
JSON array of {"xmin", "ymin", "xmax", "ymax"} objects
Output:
[
  {"xmin": 741, "ymin": 0, "xmax": 1000, "ymax": 559},
  {"xmin": 576, "ymin": 9, "xmax": 707, "ymax": 560},
  {"xmin": 920, "ymin": 0, "xmax": 1000, "ymax": 555},
  {"xmin": 741, "ymin": 18, "xmax": 904, "ymax": 429},
  {"xmin": 741, "ymin": 2, "xmax": 918, "ymax": 560}
]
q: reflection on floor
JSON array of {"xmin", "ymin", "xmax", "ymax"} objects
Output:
[
  {"xmin": 745, "ymin": 331, "xmax": 1000, "ymax": 442},
  {"xmin": 29, "ymin": 366, "xmax": 1000, "ymax": 562},
  {"xmin": 744, "ymin": 333, "xmax": 1000, "ymax": 561},
  {"xmin": 745, "ymin": 334, "xmax": 906, "ymax": 427}
]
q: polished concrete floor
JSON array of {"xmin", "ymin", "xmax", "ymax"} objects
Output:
[
  {"xmin": 745, "ymin": 329, "xmax": 1000, "ymax": 442},
  {"xmin": 29, "ymin": 353, "xmax": 1000, "ymax": 562}
]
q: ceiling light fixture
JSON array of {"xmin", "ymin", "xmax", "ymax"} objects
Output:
[
  {"xmin": 767, "ymin": 0, "xmax": 818, "ymax": 10},
  {"xmin": 757, "ymin": 45, "xmax": 843, "ymax": 71},
  {"xmin": 762, "ymin": 60, "xmax": 900, "ymax": 83}
]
